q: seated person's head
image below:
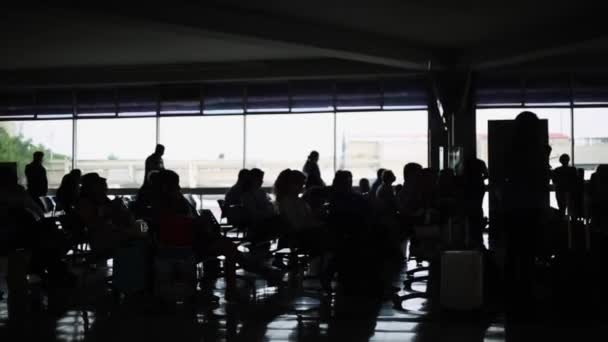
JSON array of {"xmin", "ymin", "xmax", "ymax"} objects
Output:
[
  {"xmin": 154, "ymin": 170, "xmax": 182, "ymax": 200},
  {"xmin": 237, "ymin": 168, "xmax": 250, "ymax": 185},
  {"xmin": 250, "ymin": 168, "xmax": 265, "ymax": 189},
  {"xmin": 394, "ymin": 184, "xmax": 403, "ymax": 194},
  {"xmin": 289, "ymin": 170, "xmax": 306, "ymax": 196},
  {"xmin": 403, "ymin": 163, "xmax": 423, "ymax": 184},
  {"xmin": 559, "ymin": 154, "xmax": 570, "ymax": 167},
  {"xmin": 70, "ymin": 168, "xmax": 82, "ymax": 177},
  {"xmin": 332, "ymin": 170, "xmax": 353, "ymax": 194},
  {"xmin": 359, "ymin": 178, "xmax": 371, "ymax": 193},
  {"xmin": 382, "ymin": 170, "xmax": 396, "ymax": 185},
  {"xmin": 81, "ymin": 173, "xmax": 108, "ymax": 203},
  {"xmin": 274, "ymin": 169, "xmax": 292, "ymax": 201}
]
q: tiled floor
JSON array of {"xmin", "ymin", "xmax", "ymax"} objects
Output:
[{"xmin": 0, "ymin": 254, "xmax": 605, "ymax": 341}]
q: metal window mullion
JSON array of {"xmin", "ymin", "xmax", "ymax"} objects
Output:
[
  {"xmin": 243, "ymin": 85, "xmax": 247, "ymax": 169},
  {"xmin": 569, "ymin": 73, "xmax": 576, "ymax": 165},
  {"xmin": 333, "ymin": 110, "xmax": 337, "ymax": 173},
  {"xmin": 200, "ymin": 84, "xmax": 204, "ymax": 116},
  {"xmin": 33, "ymin": 91, "xmax": 38, "ymax": 120},
  {"xmin": 288, "ymin": 81, "xmax": 293, "ymax": 113},
  {"xmin": 332, "ymin": 81, "xmax": 338, "ymax": 172},
  {"xmin": 156, "ymin": 86, "xmax": 161, "ymax": 144},
  {"xmin": 380, "ymin": 79, "xmax": 385, "ymax": 110},
  {"xmin": 72, "ymin": 89, "xmax": 77, "ymax": 170}
]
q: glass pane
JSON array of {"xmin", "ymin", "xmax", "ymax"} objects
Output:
[
  {"xmin": 0, "ymin": 120, "xmax": 73, "ymax": 188},
  {"xmin": 336, "ymin": 111, "xmax": 428, "ymax": 183},
  {"xmin": 246, "ymin": 113, "xmax": 334, "ymax": 186},
  {"xmin": 76, "ymin": 118, "xmax": 156, "ymax": 188},
  {"xmin": 574, "ymin": 108, "xmax": 608, "ymax": 178},
  {"xmin": 476, "ymin": 108, "xmax": 572, "ymax": 169},
  {"xmin": 160, "ymin": 116, "xmax": 244, "ymax": 188}
]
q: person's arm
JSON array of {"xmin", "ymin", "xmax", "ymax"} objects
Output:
[
  {"xmin": 42, "ymin": 168, "xmax": 48, "ymax": 195},
  {"xmin": 22, "ymin": 190, "xmax": 44, "ymax": 219}
]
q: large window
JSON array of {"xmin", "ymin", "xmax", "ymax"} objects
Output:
[
  {"xmin": 476, "ymin": 108, "xmax": 572, "ymax": 169},
  {"xmin": 0, "ymin": 120, "xmax": 72, "ymax": 187},
  {"xmin": 1, "ymin": 110, "xmax": 430, "ymax": 189},
  {"xmin": 160, "ymin": 116, "xmax": 244, "ymax": 188},
  {"xmin": 574, "ymin": 108, "xmax": 608, "ymax": 178},
  {"xmin": 76, "ymin": 118, "xmax": 156, "ymax": 188},
  {"xmin": 336, "ymin": 111, "xmax": 428, "ymax": 182},
  {"xmin": 245, "ymin": 113, "xmax": 334, "ymax": 185}
]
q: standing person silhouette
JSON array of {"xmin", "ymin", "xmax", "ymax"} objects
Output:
[
  {"xmin": 302, "ymin": 150, "xmax": 325, "ymax": 189},
  {"xmin": 461, "ymin": 156, "xmax": 489, "ymax": 247},
  {"xmin": 504, "ymin": 111, "xmax": 550, "ymax": 321},
  {"xmin": 552, "ymin": 154, "xmax": 577, "ymax": 217},
  {"xmin": 370, "ymin": 168, "xmax": 386, "ymax": 200},
  {"xmin": 144, "ymin": 144, "xmax": 165, "ymax": 184},
  {"xmin": 25, "ymin": 151, "xmax": 48, "ymax": 203}
]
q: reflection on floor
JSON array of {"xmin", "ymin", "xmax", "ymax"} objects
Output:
[{"xmin": 0, "ymin": 256, "xmax": 603, "ymax": 342}]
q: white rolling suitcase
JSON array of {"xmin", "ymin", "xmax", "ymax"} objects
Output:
[{"xmin": 440, "ymin": 250, "xmax": 484, "ymax": 310}]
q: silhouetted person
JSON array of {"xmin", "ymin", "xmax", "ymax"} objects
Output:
[
  {"xmin": 225, "ymin": 169, "xmax": 250, "ymax": 207},
  {"xmin": 25, "ymin": 151, "xmax": 48, "ymax": 201},
  {"xmin": 328, "ymin": 170, "xmax": 370, "ymax": 236},
  {"xmin": 397, "ymin": 162, "xmax": 424, "ymax": 220},
  {"xmin": 375, "ymin": 170, "xmax": 398, "ymax": 218},
  {"xmin": 370, "ymin": 168, "xmax": 386, "ymax": 200},
  {"xmin": 0, "ymin": 163, "xmax": 44, "ymax": 220},
  {"xmin": 461, "ymin": 156, "xmax": 489, "ymax": 246},
  {"xmin": 144, "ymin": 144, "xmax": 165, "ymax": 183},
  {"xmin": 552, "ymin": 154, "xmax": 577, "ymax": 216},
  {"xmin": 275, "ymin": 169, "xmax": 322, "ymax": 233},
  {"xmin": 359, "ymin": 178, "xmax": 371, "ymax": 196},
  {"xmin": 591, "ymin": 165, "xmax": 608, "ymax": 234},
  {"xmin": 504, "ymin": 111, "xmax": 550, "ymax": 320},
  {"xmin": 56, "ymin": 169, "xmax": 82, "ymax": 214},
  {"xmin": 155, "ymin": 170, "xmax": 281, "ymax": 301},
  {"xmin": 394, "ymin": 184, "xmax": 403, "ymax": 197},
  {"xmin": 303, "ymin": 150, "xmax": 325, "ymax": 188},
  {"xmin": 77, "ymin": 173, "xmax": 146, "ymax": 254},
  {"xmin": 240, "ymin": 168, "xmax": 276, "ymax": 228}
]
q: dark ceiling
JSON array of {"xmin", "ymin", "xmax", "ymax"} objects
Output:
[{"xmin": 2, "ymin": 1, "xmax": 607, "ymax": 86}]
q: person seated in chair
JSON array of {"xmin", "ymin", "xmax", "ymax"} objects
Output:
[
  {"xmin": 1, "ymin": 165, "xmax": 73, "ymax": 285},
  {"xmin": 397, "ymin": 163, "xmax": 424, "ymax": 230},
  {"xmin": 327, "ymin": 170, "xmax": 371, "ymax": 239},
  {"xmin": 374, "ymin": 170, "xmax": 401, "ymax": 242},
  {"xmin": 155, "ymin": 170, "xmax": 282, "ymax": 301},
  {"xmin": 0, "ymin": 165, "xmax": 44, "ymax": 221},
  {"xmin": 76, "ymin": 173, "xmax": 147, "ymax": 255},
  {"xmin": 225, "ymin": 169, "xmax": 250, "ymax": 208},
  {"xmin": 56, "ymin": 169, "xmax": 82, "ymax": 215},
  {"xmin": 241, "ymin": 169, "xmax": 277, "ymax": 228}
]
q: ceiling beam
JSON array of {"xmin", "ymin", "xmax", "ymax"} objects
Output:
[
  {"xmin": 46, "ymin": 4, "xmax": 437, "ymax": 71},
  {"xmin": 468, "ymin": 9, "xmax": 608, "ymax": 70},
  {"xmin": 0, "ymin": 58, "xmax": 419, "ymax": 89}
]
